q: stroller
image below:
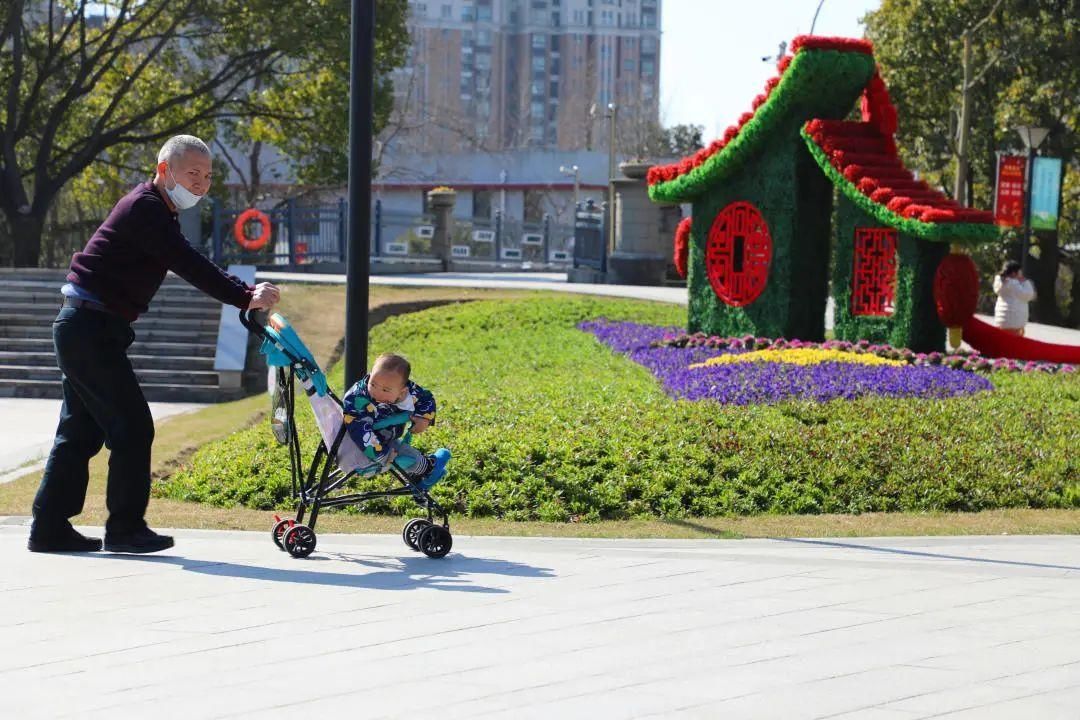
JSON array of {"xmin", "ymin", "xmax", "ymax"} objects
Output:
[{"xmin": 239, "ymin": 309, "xmax": 454, "ymax": 559}]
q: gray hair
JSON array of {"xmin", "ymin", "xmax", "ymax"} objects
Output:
[{"xmin": 157, "ymin": 135, "xmax": 211, "ymax": 165}]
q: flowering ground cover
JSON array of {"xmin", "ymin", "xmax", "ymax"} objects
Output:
[
  {"xmin": 580, "ymin": 320, "xmax": 993, "ymax": 405},
  {"xmin": 163, "ymin": 296, "xmax": 1080, "ymax": 521}
]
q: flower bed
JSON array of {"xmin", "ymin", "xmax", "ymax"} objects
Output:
[{"xmin": 580, "ymin": 319, "xmax": 995, "ymax": 405}]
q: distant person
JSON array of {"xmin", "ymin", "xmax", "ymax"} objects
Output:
[
  {"xmin": 29, "ymin": 135, "xmax": 280, "ymax": 555},
  {"xmin": 993, "ymin": 260, "xmax": 1036, "ymax": 337}
]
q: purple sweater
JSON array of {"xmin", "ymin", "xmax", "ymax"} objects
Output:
[{"xmin": 66, "ymin": 182, "xmax": 253, "ymax": 322}]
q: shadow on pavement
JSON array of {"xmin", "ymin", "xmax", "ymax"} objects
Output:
[
  {"xmin": 85, "ymin": 550, "xmax": 555, "ymax": 594},
  {"xmin": 777, "ymin": 537, "xmax": 1080, "ymax": 572}
]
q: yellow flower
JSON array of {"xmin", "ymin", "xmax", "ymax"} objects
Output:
[{"xmin": 689, "ymin": 348, "xmax": 905, "ymax": 369}]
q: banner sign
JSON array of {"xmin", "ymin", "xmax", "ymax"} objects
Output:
[
  {"xmin": 1030, "ymin": 157, "xmax": 1063, "ymax": 231},
  {"xmin": 994, "ymin": 155, "xmax": 1026, "ymax": 227}
]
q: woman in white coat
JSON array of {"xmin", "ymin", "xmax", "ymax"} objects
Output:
[{"xmin": 993, "ymin": 260, "xmax": 1036, "ymax": 336}]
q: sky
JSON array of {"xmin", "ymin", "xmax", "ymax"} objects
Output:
[{"xmin": 659, "ymin": 0, "xmax": 882, "ymax": 138}]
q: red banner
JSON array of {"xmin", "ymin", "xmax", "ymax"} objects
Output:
[{"xmin": 994, "ymin": 155, "xmax": 1026, "ymax": 227}]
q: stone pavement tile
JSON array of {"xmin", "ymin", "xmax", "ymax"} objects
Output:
[
  {"xmin": 912, "ymin": 631, "xmax": 1080, "ymax": 676},
  {"xmin": 820, "ymin": 709, "xmax": 923, "ymax": 720},
  {"xmin": 676, "ymin": 664, "xmax": 982, "ymax": 720},
  {"xmin": 992, "ymin": 660, "xmax": 1080, "ymax": 692},
  {"xmin": 879, "ymin": 680, "xmax": 1051, "ymax": 716},
  {"xmin": 927, "ymin": 690, "xmax": 1080, "ymax": 720}
]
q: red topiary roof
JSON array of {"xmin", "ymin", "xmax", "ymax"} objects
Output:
[
  {"xmin": 646, "ymin": 35, "xmax": 873, "ymax": 189},
  {"xmin": 803, "ymin": 119, "xmax": 994, "ymax": 225}
]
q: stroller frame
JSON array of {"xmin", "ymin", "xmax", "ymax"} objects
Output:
[{"xmin": 240, "ymin": 310, "xmax": 453, "ymax": 559}]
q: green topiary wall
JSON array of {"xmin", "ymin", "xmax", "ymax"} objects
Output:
[
  {"xmin": 832, "ymin": 194, "xmax": 946, "ymax": 352},
  {"xmin": 688, "ymin": 134, "xmax": 834, "ymax": 341}
]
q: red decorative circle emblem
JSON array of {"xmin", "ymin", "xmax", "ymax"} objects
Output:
[{"xmin": 705, "ymin": 201, "xmax": 772, "ymax": 306}]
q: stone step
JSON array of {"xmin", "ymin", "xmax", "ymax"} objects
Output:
[
  {"xmin": 0, "ymin": 365, "xmax": 220, "ymax": 386},
  {"xmin": 0, "ymin": 337, "xmax": 217, "ymax": 357},
  {"xmin": 0, "ymin": 302, "xmax": 219, "ymax": 325},
  {"xmin": 0, "ymin": 276, "xmax": 217, "ymax": 296},
  {"xmin": 0, "ymin": 351, "xmax": 216, "ymax": 372},
  {"xmin": 0, "ymin": 379, "xmax": 246, "ymax": 403},
  {"xmin": 0, "ymin": 324, "xmax": 218, "ymax": 343},
  {"xmin": 0, "ymin": 289, "xmax": 219, "ymax": 313}
]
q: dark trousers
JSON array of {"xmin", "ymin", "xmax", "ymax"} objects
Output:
[{"xmin": 32, "ymin": 306, "xmax": 155, "ymax": 536}]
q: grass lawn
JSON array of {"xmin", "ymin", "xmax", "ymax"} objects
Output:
[
  {"xmin": 5, "ymin": 286, "xmax": 1077, "ymax": 539},
  {"xmin": 139, "ymin": 292, "xmax": 1080, "ymax": 537}
]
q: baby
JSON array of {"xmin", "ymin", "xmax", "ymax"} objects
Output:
[{"xmin": 342, "ymin": 352, "xmax": 450, "ymax": 490}]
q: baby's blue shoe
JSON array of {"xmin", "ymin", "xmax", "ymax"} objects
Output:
[{"xmin": 418, "ymin": 448, "xmax": 451, "ymax": 490}]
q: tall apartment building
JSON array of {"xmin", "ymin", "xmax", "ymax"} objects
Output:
[{"xmin": 390, "ymin": 0, "xmax": 661, "ymax": 153}]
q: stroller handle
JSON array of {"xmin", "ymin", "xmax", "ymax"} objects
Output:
[{"xmin": 238, "ymin": 308, "xmax": 267, "ymax": 337}]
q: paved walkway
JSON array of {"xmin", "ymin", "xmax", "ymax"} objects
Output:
[
  {"xmin": 2, "ymin": 525, "xmax": 1077, "ymax": 719},
  {"xmin": 0, "ymin": 400, "xmax": 206, "ymax": 484}
]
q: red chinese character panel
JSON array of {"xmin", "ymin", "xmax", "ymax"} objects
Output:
[
  {"xmin": 705, "ymin": 201, "xmax": 772, "ymax": 307},
  {"xmin": 851, "ymin": 227, "xmax": 898, "ymax": 317}
]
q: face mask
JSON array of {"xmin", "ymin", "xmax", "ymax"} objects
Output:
[{"xmin": 165, "ymin": 167, "xmax": 203, "ymax": 210}]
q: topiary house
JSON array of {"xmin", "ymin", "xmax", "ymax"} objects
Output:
[{"xmin": 649, "ymin": 36, "xmax": 999, "ymax": 353}]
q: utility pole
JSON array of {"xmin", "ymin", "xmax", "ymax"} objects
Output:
[
  {"xmin": 344, "ymin": 0, "xmax": 375, "ymax": 388},
  {"xmin": 606, "ymin": 103, "xmax": 617, "ymax": 258}
]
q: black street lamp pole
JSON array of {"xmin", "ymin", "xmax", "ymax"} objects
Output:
[{"xmin": 345, "ymin": 0, "xmax": 376, "ymax": 388}]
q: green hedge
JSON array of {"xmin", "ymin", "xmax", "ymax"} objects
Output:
[{"xmin": 157, "ymin": 296, "xmax": 1080, "ymax": 520}]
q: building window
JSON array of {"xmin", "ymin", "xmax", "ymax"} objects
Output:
[
  {"xmin": 641, "ymin": 59, "xmax": 655, "ymax": 76},
  {"xmin": 532, "ymin": 34, "xmax": 547, "ymax": 49},
  {"xmin": 462, "ymin": 6, "xmax": 475, "ymax": 20},
  {"xmin": 524, "ymin": 190, "xmax": 545, "ymax": 223},
  {"xmin": 477, "ymin": 4, "xmax": 492, "ymax": 20},
  {"xmin": 441, "ymin": 4, "xmax": 452, "ymax": 19},
  {"xmin": 473, "ymin": 190, "xmax": 493, "ymax": 219}
]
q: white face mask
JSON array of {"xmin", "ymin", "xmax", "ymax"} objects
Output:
[{"xmin": 165, "ymin": 167, "xmax": 204, "ymax": 210}]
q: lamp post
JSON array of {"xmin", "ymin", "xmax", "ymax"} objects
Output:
[
  {"xmin": 606, "ymin": 103, "xmax": 617, "ymax": 258},
  {"xmin": 559, "ymin": 164, "xmax": 580, "ymax": 213},
  {"xmin": 344, "ymin": 0, "xmax": 375, "ymax": 388},
  {"xmin": 1015, "ymin": 125, "xmax": 1049, "ymax": 277}
]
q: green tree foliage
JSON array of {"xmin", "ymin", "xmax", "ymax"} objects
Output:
[
  {"xmin": 864, "ymin": 0, "xmax": 1079, "ymax": 324},
  {"xmin": 0, "ymin": 0, "xmax": 408, "ymax": 266}
]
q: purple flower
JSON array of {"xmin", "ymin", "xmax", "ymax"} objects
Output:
[{"xmin": 579, "ymin": 320, "xmax": 993, "ymax": 405}]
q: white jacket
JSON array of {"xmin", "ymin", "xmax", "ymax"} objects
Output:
[{"xmin": 993, "ymin": 275, "xmax": 1036, "ymax": 329}]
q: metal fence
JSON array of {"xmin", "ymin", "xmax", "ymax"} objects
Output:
[{"xmin": 210, "ymin": 199, "xmax": 575, "ymax": 268}]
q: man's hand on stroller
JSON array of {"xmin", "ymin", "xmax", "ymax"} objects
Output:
[{"xmin": 248, "ymin": 282, "xmax": 281, "ymax": 310}]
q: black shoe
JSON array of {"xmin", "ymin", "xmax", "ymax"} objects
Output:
[
  {"xmin": 27, "ymin": 524, "xmax": 103, "ymax": 553},
  {"xmin": 104, "ymin": 527, "xmax": 174, "ymax": 554}
]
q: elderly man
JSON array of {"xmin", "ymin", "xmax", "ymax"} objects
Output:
[{"xmin": 29, "ymin": 135, "xmax": 280, "ymax": 554}]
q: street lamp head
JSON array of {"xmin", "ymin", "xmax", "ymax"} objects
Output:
[
  {"xmin": 607, "ymin": 103, "xmax": 617, "ymax": 111},
  {"xmin": 1015, "ymin": 126, "xmax": 1049, "ymax": 150}
]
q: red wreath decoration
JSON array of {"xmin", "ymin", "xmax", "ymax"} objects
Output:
[
  {"xmin": 705, "ymin": 202, "xmax": 772, "ymax": 307},
  {"xmin": 673, "ymin": 217, "xmax": 691, "ymax": 279},
  {"xmin": 934, "ymin": 253, "xmax": 980, "ymax": 326},
  {"xmin": 234, "ymin": 208, "xmax": 272, "ymax": 251}
]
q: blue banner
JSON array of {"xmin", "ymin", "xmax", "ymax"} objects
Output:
[{"xmin": 1030, "ymin": 157, "xmax": 1063, "ymax": 231}]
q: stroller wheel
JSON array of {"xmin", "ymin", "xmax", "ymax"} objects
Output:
[
  {"xmin": 282, "ymin": 524, "xmax": 317, "ymax": 558},
  {"xmin": 417, "ymin": 524, "xmax": 452, "ymax": 559},
  {"xmin": 271, "ymin": 519, "xmax": 292, "ymax": 551},
  {"xmin": 402, "ymin": 518, "xmax": 432, "ymax": 551}
]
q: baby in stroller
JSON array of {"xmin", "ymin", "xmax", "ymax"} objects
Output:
[{"xmin": 343, "ymin": 352, "xmax": 451, "ymax": 492}]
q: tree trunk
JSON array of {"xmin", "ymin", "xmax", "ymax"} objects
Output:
[
  {"xmin": 9, "ymin": 211, "xmax": 46, "ymax": 268},
  {"xmin": 1069, "ymin": 257, "xmax": 1080, "ymax": 329}
]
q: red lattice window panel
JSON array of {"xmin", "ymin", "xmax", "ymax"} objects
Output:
[
  {"xmin": 851, "ymin": 227, "xmax": 898, "ymax": 317},
  {"xmin": 705, "ymin": 201, "xmax": 772, "ymax": 307}
]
